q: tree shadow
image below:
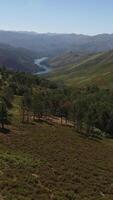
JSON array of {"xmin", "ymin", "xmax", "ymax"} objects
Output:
[
  {"xmin": 34, "ymin": 118, "xmax": 56, "ymax": 127},
  {"xmin": 0, "ymin": 127, "xmax": 10, "ymax": 134},
  {"xmin": 79, "ymin": 133, "xmax": 102, "ymax": 142},
  {"xmin": 106, "ymin": 134, "xmax": 113, "ymax": 139},
  {"xmin": 23, "ymin": 122, "xmax": 35, "ymax": 125},
  {"xmin": 73, "ymin": 128, "xmax": 102, "ymax": 142}
]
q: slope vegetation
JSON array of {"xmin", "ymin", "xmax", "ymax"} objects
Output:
[
  {"xmin": 0, "ymin": 68, "xmax": 113, "ymax": 199},
  {"xmin": 48, "ymin": 51, "xmax": 113, "ymax": 87},
  {"xmin": 0, "ymin": 121, "xmax": 113, "ymax": 200}
]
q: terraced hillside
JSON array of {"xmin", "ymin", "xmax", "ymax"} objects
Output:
[{"xmin": 48, "ymin": 51, "xmax": 113, "ymax": 88}]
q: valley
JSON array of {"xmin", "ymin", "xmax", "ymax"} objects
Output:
[
  {"xmin": 0, "ymin": 31, "xmax": 113, "ymax": 200},
  {"xmin": 34, "ymin": 57, "xmax": 52, "ymax": 75},
  {"xmin": 1, "ymin": 31, "xmax": 113, "ymax": 89},
  {"xmin": 1, "ymin": 0, "xmax": 113, "ymax": 199}
]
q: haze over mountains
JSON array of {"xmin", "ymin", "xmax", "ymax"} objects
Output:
[
  {"xmin": 1, "ymin": 30, "xmax": 113, "ymax": 56},
  {"xmin": 1, "ymin": 30, "xmax": 113, "ymax": 87}
]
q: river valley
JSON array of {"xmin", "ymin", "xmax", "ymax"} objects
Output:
[{"xmin": 34, "ymin": 57, "xmax": 51, "ymax": 75}]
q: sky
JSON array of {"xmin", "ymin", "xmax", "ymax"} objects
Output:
[{"xmin": 0, "ymin": 0, "xmax": 113, "ymax": 35}]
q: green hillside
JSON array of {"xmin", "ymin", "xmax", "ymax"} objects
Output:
[{"xmin": 48, "ymin": 51, "xmax": 113, "ymax": 88}]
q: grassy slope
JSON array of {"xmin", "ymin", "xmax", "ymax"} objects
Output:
[
  {"xmin": 48, "ymin": 51, "xmax": 113, "ymax": 88},
  {"xmin": 1, "ymin": 124, "xmax": 113, "ymax": 200},
  {"xmin": 0, "ymin": 96, "xmax": 113, "ymax": 199}
]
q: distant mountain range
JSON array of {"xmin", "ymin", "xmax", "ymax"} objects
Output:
[
  {"xmin": 1, "ymin": 30, "xmax": 113, "ymax": 82},
  {"xmin": 0, "ymin": 31, "xmax": 113, "ymax": 56},
  {"xmin": 0, "ymin": 43, "xmax": 37, "ymax": 72}
]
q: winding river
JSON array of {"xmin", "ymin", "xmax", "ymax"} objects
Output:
[{"xmin": 34, "ymin": 57, "xmax": 51, "ymax": 75}]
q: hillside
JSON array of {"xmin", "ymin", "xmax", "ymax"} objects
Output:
[
  {"xmin": 0, "ymin": 115, "xmax": 113, "ymax": 199},
  {"xmin": 48, "ymin": 50, "xmax": 113, "ymax": 87},
  {"xmin": 1, "ymin": 31, "xmax": 113, "ymax": 56},
  {"xmin": 48, "ymin": 52, "xmax": 95, "ymax": 69},
  {"xmin": 0, "ymin": 68, "xmax": 113, "ymax": 199},
  {"xmin": 0, "ymin": 44, "xmax": 37, "ymax": 72}
]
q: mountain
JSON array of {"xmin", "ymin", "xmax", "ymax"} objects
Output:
[
  {"xmin": 1, "ymin": 31, "xmax": 113, "ymax": 56},
  {"xmin": 0, "ymin": 44, "xmax": 37, "ymax": 72},
  {"xmin": 48, "ymin": 50, "xmax": 113, "ymax": 88}
]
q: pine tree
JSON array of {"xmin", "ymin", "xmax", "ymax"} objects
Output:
[{"xmin": 0, "ymin": 98, "xmax": 7, "ymax": 129}]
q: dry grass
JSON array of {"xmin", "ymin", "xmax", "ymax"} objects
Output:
[{"xmin": 0, "ymin": 123, "xmax": 113, "ymax": 199}]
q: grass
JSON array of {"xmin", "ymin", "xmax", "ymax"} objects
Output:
[
  {"xmin": 0, "ymin": 122, "xmax": 113, "ymax": 199},
  {"xmin": 0, "ymin": 96, "xmax": 113, "ymax": 199},
  {"xmin": 48, "ymin": 50, "xmax": 113, "ymax": 88}
]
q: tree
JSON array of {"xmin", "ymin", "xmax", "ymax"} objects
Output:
[
  {"xmin": 85, "ymin": 103, "xmax": 97, "ymax": 135},
  {"xmin": 0, "ymin": 98, "xmax": 7, "ymax": 129},
  {"xmin": 59, "ymin": 101, "xmax": 71, "ymax": 125},
  {"xmin": 32, "ymin": 92, "xmax": 44, "ymax": 120},
  {"xmin": 21, "ymin": 92, "xmax": 32, "ymax": 123},
  {"xmin": 72, "ymin": 95, "xmax": 87, "ymax": 132},
  {"xmin": 3, "ymin": 86, "xmax": 14, "ymax": 108}
]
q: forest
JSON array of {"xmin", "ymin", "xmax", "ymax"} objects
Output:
[{"xmin": 0, "ymin": 67, "xmax": 113, "ymax": 138}]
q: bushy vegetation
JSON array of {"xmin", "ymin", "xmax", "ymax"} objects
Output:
[
  {"xmin": 18, "ymin": 81, "xmax": 113, "ymax": 138},
  {"xmin": 0, "ymin": 67, "xmax": 113, "ymax": 139}
]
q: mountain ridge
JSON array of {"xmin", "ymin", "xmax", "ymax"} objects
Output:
[{"xmin": 0, "ymin": 30, "xmax": 113, "ymax": 56}]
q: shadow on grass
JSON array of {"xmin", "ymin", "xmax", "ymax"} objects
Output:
[
  {"xmin": 0, "ymin": 127, "xmax": 10, "ymax": 134},
  {"xmin": 22, "ymin": 119, "xmax": 56, "ymax": 127},
  {"xmin": 22, "ymin": 121, "xmax": 36, "ymax": 125},
  {"xmin": 79, "ymin": 134, "xmax": 102, "ymax": 142},
  {"xmin": 35, "ymin": 119, "xmax": 56, "ymax": 126},
  {"xmin": 72, "ymin": 128, "xmax": 103, "ymax": 142},
  {"xmin": 106, "ymin": 134, "xmax": 113, "ymax": 139}
]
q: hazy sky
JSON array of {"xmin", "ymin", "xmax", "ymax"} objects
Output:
[{"xmin": 0, "ymin": 0, "xmax": 113, "ymax": 35}]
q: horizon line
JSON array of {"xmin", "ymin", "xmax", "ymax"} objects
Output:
[{"xmin": 0, "ymin": 29, "xmax": 113, "ymax": 37}]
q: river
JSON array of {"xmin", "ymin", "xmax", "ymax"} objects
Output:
[{"xmin": 34, "ymin": 57, "xmax": 51, "ymax": 75}]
